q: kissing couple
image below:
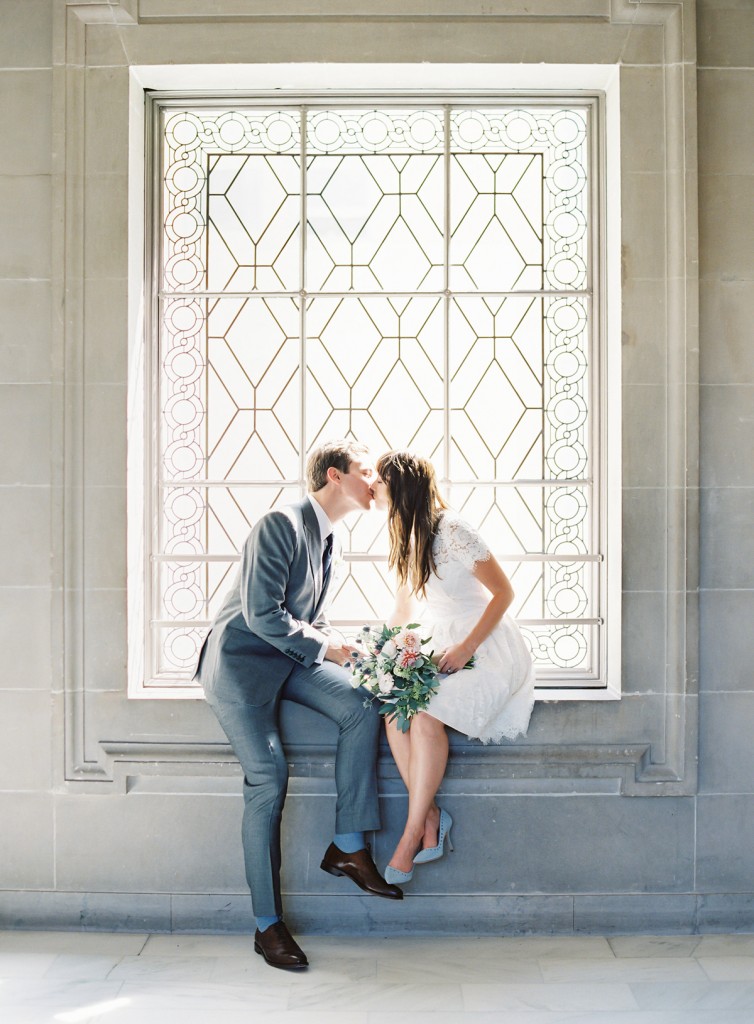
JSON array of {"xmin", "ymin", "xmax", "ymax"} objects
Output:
[{"xmin": 195, "ymin": 439, "xmax": 535, "ymax": 969}]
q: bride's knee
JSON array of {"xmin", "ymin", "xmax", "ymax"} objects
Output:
[{"xmin": 410, "ymin": 712, "xmax": 446, "ymax": 738}]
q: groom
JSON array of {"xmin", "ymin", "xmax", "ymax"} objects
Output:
[{"xmin": 195, "ymin": 440, "xmax": 402, "ymax": 970}]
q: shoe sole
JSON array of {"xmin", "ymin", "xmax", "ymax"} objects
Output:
[
  {"xmin": 320, "ymin": 861, "xmax": 404, "ymax": 900},
  {"xmin": 254, "ymin": 941, "xmax": 308, "ymax": 969}
]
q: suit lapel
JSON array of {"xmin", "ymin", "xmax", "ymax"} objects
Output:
[{"xmin": 299, "ymin": 496, "xmax": 321, "ymax": 596}]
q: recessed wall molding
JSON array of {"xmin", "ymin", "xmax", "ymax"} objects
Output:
[
  {"xmin": 99, "ymin": 740, "xmax": 673, "ymax": 797},
  {"xmin": 68, "ymin": 0, "xmax": 137, "ymax": 25},
  {"xmin": 66, "ymin": 0, "xmax": 684, "ymax": 26},
  {"xmin": 54, "ymin": 0, "xmax": 699, "ymax": 796}
]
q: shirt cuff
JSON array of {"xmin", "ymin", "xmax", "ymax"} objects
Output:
[{"xmin": 314, "ymin": 638, "xmax": 328, "ymax": 665}]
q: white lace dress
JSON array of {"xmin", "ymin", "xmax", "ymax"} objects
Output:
[{"xmin": 420, "ymin": 512, "xmax": 535, "ymax": 743}]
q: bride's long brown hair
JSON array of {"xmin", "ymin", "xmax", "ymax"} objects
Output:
[{"xmin": 376, "ymin": 451, "xmax": 448, "ymax": 597}]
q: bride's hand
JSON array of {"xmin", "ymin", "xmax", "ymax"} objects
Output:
[{"xmin": 437, "ymin": 642, "xmax": 475, "ymax": 674}]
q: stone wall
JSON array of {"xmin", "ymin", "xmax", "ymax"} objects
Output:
[
  {"xmin": 0, "ymin": 0, "xmax": 752, "ymax": 934},
  {"xmin": 695, "ymin": 0, "xmax": 754, "ymax": 927}
]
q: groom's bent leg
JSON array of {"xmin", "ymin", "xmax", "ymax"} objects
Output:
[
  {"xmin": 283, "ymin": 663, "xmax": 381, "ymax": 833},
  {"xmin": 204, "ymin": 695, "xmax": 288, "ymax": 919}
]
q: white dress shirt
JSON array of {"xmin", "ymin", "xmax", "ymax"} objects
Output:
[{"xmin": 306, "ymin": 493, "xmax": 334, "ymax": 555}]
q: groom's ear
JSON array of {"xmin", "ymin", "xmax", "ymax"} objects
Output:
[{"xmin": 325, "ymin": 466, "xmax": 341, "ymax": 484}]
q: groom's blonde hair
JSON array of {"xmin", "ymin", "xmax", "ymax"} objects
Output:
[{"xmin": 307, "ymin": 439, "xmax": 370, "ymax": 492}]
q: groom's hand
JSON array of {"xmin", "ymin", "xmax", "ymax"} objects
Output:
[{"xmin": 324, "ymin": 642, "xmax": 355, "ymax": 667}]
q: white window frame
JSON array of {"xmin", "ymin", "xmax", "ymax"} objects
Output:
[{"xmin": 127, "ymin": 63, "xmax": 621, "ymax": 702}]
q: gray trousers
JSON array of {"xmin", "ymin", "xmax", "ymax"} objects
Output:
[{"xmin": 205, "ymin": 662, "xmax": 381, "ymax": 919}]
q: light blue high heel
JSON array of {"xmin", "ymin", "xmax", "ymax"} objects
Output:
[
  {"xmin": 413, "ymin": 809, "xmax": 454, "ymax": 864},
  {"xmin": 384, "ymin": 863, "xmax": 414, "ymax": 884}
]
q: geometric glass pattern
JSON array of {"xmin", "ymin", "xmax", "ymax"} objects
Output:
[{"xmin": 150, "ymin": 100, "xmax": 599, "ymax": 690}]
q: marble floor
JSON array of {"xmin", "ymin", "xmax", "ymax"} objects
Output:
[{"xmin": 2, "ymin": 930, "xmax": 754, "ymax": 1024}]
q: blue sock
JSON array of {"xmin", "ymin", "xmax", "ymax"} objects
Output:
[
  {"xmin": 256, "ymin": 915, "xmax": 280, "ymax": 933},
  {"xmin": 334, "ymin": 831, "xmax": 365, "ymax": 854}
]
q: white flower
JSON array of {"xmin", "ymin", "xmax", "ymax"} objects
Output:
[
  {"xmin": 377, "ymin": 672, "xmax": 395, "ymax": 694},
  {"xmin": 381, "ymin": 639, "xmax": 397, "ymax": 659},
  {"xmin": 394, "ymin": 628, "xmax": 420, "ymax": 651}
]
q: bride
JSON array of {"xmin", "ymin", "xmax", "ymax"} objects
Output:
[{"xmin": 372, "ymin": 450, "xmax": 535, "ymax": 885}]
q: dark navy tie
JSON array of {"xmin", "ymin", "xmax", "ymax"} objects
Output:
[{"xmin": 322, "ymin": 532, "xmax": 334, "ymax": 582}]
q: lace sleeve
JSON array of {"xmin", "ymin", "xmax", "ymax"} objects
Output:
[{"xmin": 438, "ymin": 515, "xmax": 491, "ymax": 571}]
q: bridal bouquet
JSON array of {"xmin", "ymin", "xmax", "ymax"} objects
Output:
[{"xmin": 348, "ymin": 623, "xmax": 440, "ymax": 732}]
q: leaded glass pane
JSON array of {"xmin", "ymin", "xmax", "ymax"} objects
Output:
[
  {"xmin": 504, "ymin": 557, "xmax": 594, "ymax": 621},
  {"xmin": 160, "ymin": 483, "xmax": 301, "ymax": 566},
  {"xmin": 306, "ymin": 296, "xmax": 444, "ymax": 457},
  {"xmin": 327, "ymin": 560, "xmax": 397, "ymax": 625},
  {"xmin": 446, "ymin": 484, "xmax": 594, "ymax": 561},
  {"xmin": 449, "ymin": 296, "xmax": 544, "ymax": 481},
  {"xmin": 158, "ymin": 559, "xmax": 237, "ymax": 623},
  {"xmin": 307, "ymin": 152, "xmax": 444, "ymax": 291},
  {"xmin": 450, "ymin": 153, "xmax": 543, "ymax": 291},
  {"xmin": 204, "ymin": 485, "xmax": 300, "ymax": 555},
  {"xmin": 545, "ymin": 297, "xmax": 589, "ymax": 480},
  {"xmin": 161, "ymin": 109, "xmax": 302, "ymax": 293},
  {"xmin": 450, "ymin": 107, "xmax": 588, "ymax": 292},
  {"xmin": 160, "ymin": 297, "xmax": 206, "ymax": 483},
  {"xmin": 205, "ymin": 297, "xmax": 301, "ymax": 482},
  {"xmin": 157, "ymin": 626, "xmax": 209, "ymax": 676},
  {"xmin": 207, "ymin": 152, "xmax": 301, "ymax": 291},
  {"xmin": 521, "ymin": 624, "xmax": 594, "ymax": 673},
  {"xmin": 151, "ymin": 99, "xmax": 600, "ymax": 690},
  {"xmin": 307, "ymin": 108, "xmax": 444, "ymax": 155}
]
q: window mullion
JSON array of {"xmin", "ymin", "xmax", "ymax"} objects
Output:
[
  {"xmin": 443, "ymin": 105, "xmax": 451, "ymax": 488},
  {"xmin": 299, "ymin": 104, "xmax": 307, "ymax": 491}
]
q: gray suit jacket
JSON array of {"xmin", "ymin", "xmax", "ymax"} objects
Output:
[{"xmin": 195, "ymin": 498, "xmax": 337, "ymax": 706}]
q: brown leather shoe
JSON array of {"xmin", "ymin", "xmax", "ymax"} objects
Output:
[
  {"xmin": 254, "ymin": 921, "xmax": 308, "ymax": 970},
  {"xmin": 320, "ymin": 842, "xmax": 404, "ymax": 900}
]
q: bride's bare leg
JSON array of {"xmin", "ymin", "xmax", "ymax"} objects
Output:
[
  {"xmin": 385, "ymin": 716, "xmax": 411, "ymax": 791},
  {"xmin": 388, "ymin": 713, "xmax": 448, "ymax": 873},
  {"xmin": 386, "ymin": 717, "xmax": 441, "ymax": 847}
]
